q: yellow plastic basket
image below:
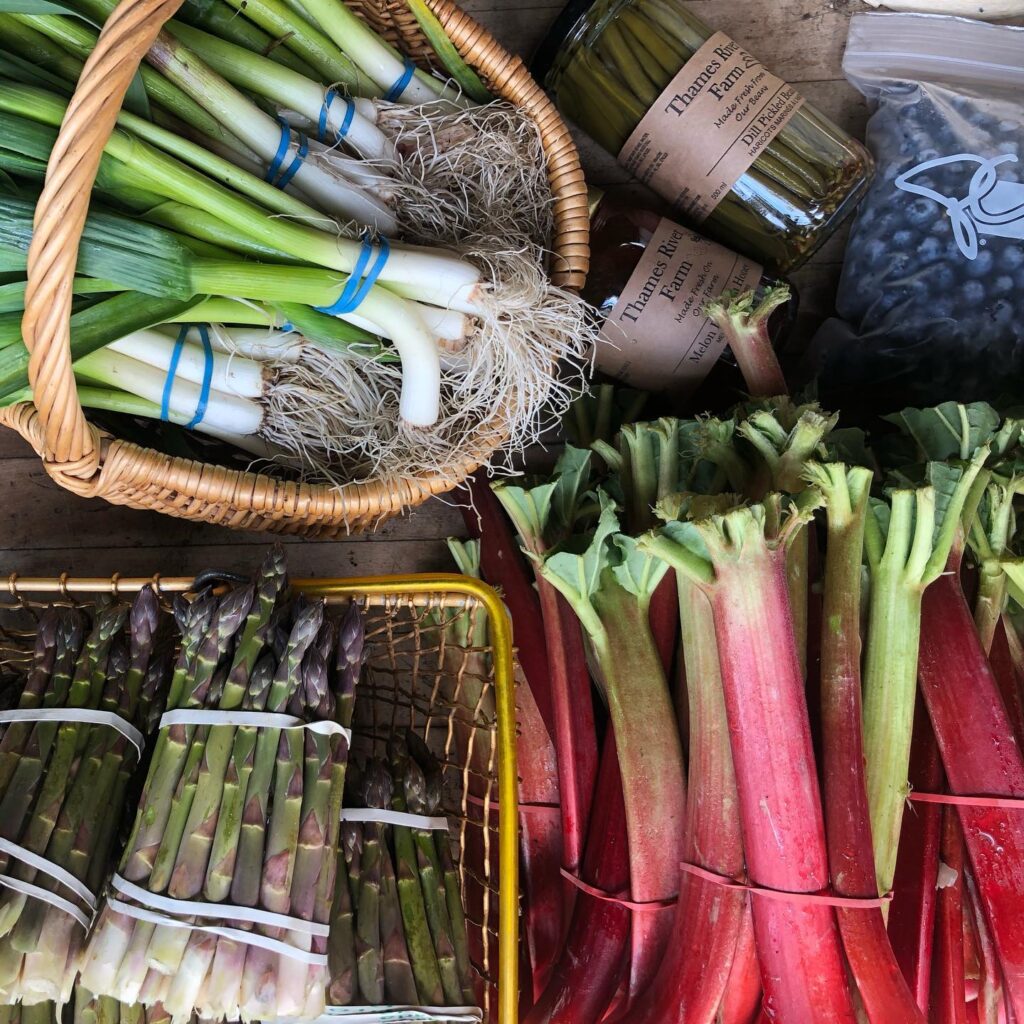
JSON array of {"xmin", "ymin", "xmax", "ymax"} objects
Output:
[{"xmin": 0, "ymin": 572, "xmax": 519, "ymax": 1023}]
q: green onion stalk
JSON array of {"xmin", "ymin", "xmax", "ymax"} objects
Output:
[
  {"xmin": 3, "ymin": 13, "xmax": 260, "ymax": 166},
  {"xmin": 545, "ymin": 0, "xmax": 871, "ymax": 270}
]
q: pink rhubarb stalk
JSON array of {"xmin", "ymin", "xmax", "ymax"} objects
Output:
[
  {"xmin": 645, "ymin": 499, "xmax": 856, "ymax": 1023},
  {"xmin": 811, "ymin": 464, "xmax": 925, "ymax": 1023},
  {"xmin": 627, "ymin": 575, "xmax": 749, "ymax": 1024},
  {"xmin": 523, "ymin": 732, "xmax": 630, "ymax": 1024},
  {"xmin": 541, "ymin": 499, "xmax": 686, "ymax": 997},
  {"xmin": 931, "ymin": 807, "xmax": 968, "ymax": 1024},
  {"xmin": 703, "ymin": 286, "xmax": 789, "ymax": 398}
]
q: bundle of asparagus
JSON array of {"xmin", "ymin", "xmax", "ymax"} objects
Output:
[
  {"xmin": 1, "ymin": 987, "xmax": 176, "ymax": 1024},
  {"xmin": 329, "ymin": 734, "xmax": 475, "ymax": 1009},
  {"xmin": 79, "ymin": 549, "xmax": 364, "ymax": 1022},
  {"xmin": 0, "ymin": 588, "xmax": 168, "ymax": 1006}
]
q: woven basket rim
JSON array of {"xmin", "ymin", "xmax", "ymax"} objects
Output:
[{"xmin": 3, "ymin": 0, "xmax": 590, "ymax": 538}]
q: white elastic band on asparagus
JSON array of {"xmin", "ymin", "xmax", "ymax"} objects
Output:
[
  {"xmin": 109, "ymin": 875, "xmax": 330, "ymax": 937},
  {"xmin": 0, "ymin": 873, "xmax": 92, "ymax": 931},
  {"xmin": 341, "ymin": 808, "xmax": 449, "ymax": 831},
  {"xmin": 0, "ymin": 708, "xmax": 145, "ymax": 757},
  {"xmin": 310, "ymin": 1007, "xmax": 483, "ymax": 1023},
  {"xmin": 158, "ymin": 708, "xmax": 351, "ymax": 744},
  {"xmin": 105, "ymin": 897, "xmax": 329, "ymax": 966},
  {"xmin": 0, "ymin": 837, "xmax": 98, "ymax": 929}
]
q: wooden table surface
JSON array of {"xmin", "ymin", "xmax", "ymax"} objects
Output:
[{"xmin": 0, "ymin": 0, "xmax": 872, "ymax": 582}]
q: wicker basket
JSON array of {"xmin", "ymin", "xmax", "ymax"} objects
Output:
[
  {"xmin": 0, "ymin": 0, "xmax": 590, "ymax": 538},
  {"xmin": 0, "ymin": 571, "xmax": 519, "ymax": 1023}
]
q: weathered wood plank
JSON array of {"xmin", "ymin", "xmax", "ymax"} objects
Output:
[
  {"xmin": 0, "ymin": 540, "xmax": 462, "ymax": 580},
  {"xmin": 0, "ymin": 457, "xmax": 463, "ymax": 551}
]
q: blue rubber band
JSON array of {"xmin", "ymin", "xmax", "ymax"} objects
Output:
[
  {"xmin": 188, "ymin": 325, "xmax": 214, "ymax": 429},
  {"xmin": 383, "ymin": 58, "xmax": 416, "ymax": 102},
  {"xmin": 265, "ymin": 124, "xmax": 291, "ymax": 184},
  {"xmin": 318, "ymin": 89, "xmax": 355, "ymax": 143},
  {"xmin": 161, "ymin": 325, "xmax": 213, "ymax": 429},
  {"xmin": 266, "ymin": 121, "xmax": 308, "ymax": 189},
  {"xmin": 160, "ymin": 325, "xmax": 189, "ymax": 423},
  {"xmin": 316, "ymin": 234, "xmax": 391, "ymax": 316}
]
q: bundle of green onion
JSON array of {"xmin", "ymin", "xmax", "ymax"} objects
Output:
[
  {"xmin": 79, "ymin": 549, "xmax": 365, "ymax": 1021},
  {"xmin": 0, "ymin": 0, "xmax": 589, "ymax": 488},
  {"xmin": 0, "ymin": 591, "xmax": 170, "ymax": 1006},
  {"xmin": 329, "ymin": 734, "xmax": 474, "ymax": 1008}
]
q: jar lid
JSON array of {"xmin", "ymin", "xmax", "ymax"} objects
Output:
[{"xmin": 529, "ymin": 0, "xmax": 600, "ymax": 86}]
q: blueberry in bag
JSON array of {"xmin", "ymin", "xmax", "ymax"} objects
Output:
[{"xmin": 815, "ymin": 13, "xmax": 1024, "ymax": 415}]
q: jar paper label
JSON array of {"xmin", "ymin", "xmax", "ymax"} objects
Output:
[
  {"xmin": 597, "ymin": 217, "xmax": 763, "ymax": 391},
  {"xmin": 618, "ymin": 31, "xmax": 805, "ymax": 221}
]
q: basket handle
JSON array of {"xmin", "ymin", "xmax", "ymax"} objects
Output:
[{"xmin": 21, "ymin": 0, "xmax": 185, "ymax": 474}]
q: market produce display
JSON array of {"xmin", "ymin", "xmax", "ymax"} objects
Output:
[
  {"xmin": 0, "ymin": 0, "xmax": 593, "ymax": 489},
  {"xmin": 457, "ymin": 217, "xmax": 1024, "ymax": 1019}
]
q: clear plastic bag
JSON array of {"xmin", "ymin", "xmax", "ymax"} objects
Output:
[{"xmin": 814, "ymin": 12, "xmax": 1024, "ymax": 416}]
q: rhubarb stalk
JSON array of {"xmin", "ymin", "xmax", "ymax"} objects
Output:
[
  {"xmin": 862, "ymin": 450, "xmax": 987, "ymax": 896},
  {"xmin": 810, "ymin": 462, "xmax": 924, "ymax": 1023},
  {"xmin": 627, "ymin": 573, "xmax": 749, "ymax": 1024},
  {"xmin": 887, "ymin": 701, "xmax": 944, "ymax": 1013},
  {"xmin": 703, "ymin": 285, "xmax": 789, "ymax": 398},
  {"xmin": 540, "ymin": 496, "xmax": 685, "ymax": 997},
  {"xmin": 493, "ymin": 447, "xmax": 598, "ymax": 895},
  {"xmin": 643, "ymin": 495, "xmax": 856, "ymax": 1024},
  {"xmin": 523, "ymin": 732, "xmax": 630, "ymax": 1024},
  {"xmin": 918, "ymin": 558, "xmax": 1024, "ymax": 1016},
  {"xmin": 931, "ymin": 808, "xmax": 968, "ymax": 1024}
]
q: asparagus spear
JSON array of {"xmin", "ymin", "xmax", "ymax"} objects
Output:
[
  {"xmin": 386, "ymin": 747, "xmax": 444, "ymax": 1005},
  {"xmin": 119, "ymin": 591, "xmax": 218, "ymax": 882},
  {"xmin": 396, "ymin": 742, "xmax": 462, "ymax": 1004},
  {"xmin": 237, "ymin": 598, "xmax": 324, "ymax": 1019},
  {"xmin": 328, "ymin": 831, "xmax": 357, "ymax": 1005},
  {"xmin": 379, "ymin": 825, "xmax": 419, "ymax": 1005},
  {"xmin": 148, "ymin": 586, "xmax": 254, "ymax": 893},
  {"xmin": 407, "ymin": 733, "xmax": 473, "ymax": 1001},
  {"xmin": 355, "ymin": 760, "xmax": 387, "ymax": 1004}
]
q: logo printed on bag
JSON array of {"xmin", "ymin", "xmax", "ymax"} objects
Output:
[{"xmin": 895, "ymin": 153, "xmax": 1024, "ymax": 261}]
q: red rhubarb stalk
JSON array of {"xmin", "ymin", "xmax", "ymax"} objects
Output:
[
  {"xmin": 645, "ymin": 498, "xmax": 856, "ymax": 1023},
  {"xmin": 719, "ymin": 905, "xmax": 762, "ymax": 1024},
  {"xmin": 627, "ymin": 575, "xmax": 749, "ymax": 1024},
  {"xmin": 888, "ymin": 700, "xmax": 944, "ymax": 1013},
  {"xmin": 918, "ymin": 562, "xmax": 1024, "ymax": 1017},
  {"xmin": 966, "ymin": 866, "xmax": 1004, "ymax": 1024},
  {"xmin": 524, "ymin": 731, "xmax": 630, "ymax": 1024},
  {"xmin": 989, "ymin": 619, "xmax": 1024, "ymax": 750},
  {"xmin": 703, "ymin": 285, "xmax": 789, "ymax": 398},
  {"xmin": 461, "ymin": 470, "xmax": 555, "ymax": 735},
  {"xmin": 542, "ymin": 498, "xmax": 686, "ymax": 996},
  {"xmin": 811, "ymin": 464, "xmax": 924, "ymax": 1023},
  {"xmin": 931, "ymin": 808, "xmax": 968, "ymax": 1024},
  {"xmin": 492, "ymin": 451, "xmax": 599, "ymax": 900}
]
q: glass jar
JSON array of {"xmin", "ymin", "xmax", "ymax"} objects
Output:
[
  {"xmin": 536, "ymin": 0, "xmax": 874, "ymax": 272},
  {"xmin": 586, "ymin": 189, "xmax": 796, "ymax": 407}
]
